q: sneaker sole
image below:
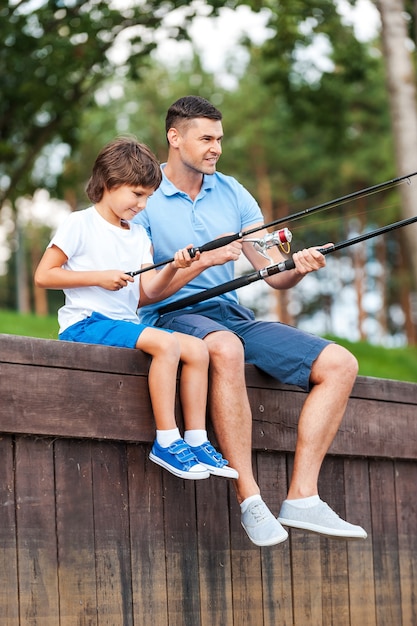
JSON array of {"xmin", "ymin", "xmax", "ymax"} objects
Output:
[
  {"xmin": 149, "ymin": 453, "xmax": 210, "ymax": 480},
  {"xmin": 241, "ymin": 522, "xmax": 288, "ymax": 547},
  {"xmin": 278, "ymin": 517, "xmax": 368, "ymax": 539},
  {"xmin": 201, "ymin": 464, "xmax": 239, "ymax": 479}
]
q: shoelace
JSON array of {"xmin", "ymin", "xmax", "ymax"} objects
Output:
[
  {"xmin": 169, "ymin": 440, "xmax": 198, "ymax": 470},
  {"xmin": 248, "ymin": 502, "xmax": 269, "ymax": 522}
]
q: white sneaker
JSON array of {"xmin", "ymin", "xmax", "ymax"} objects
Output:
[
  {"xmin": 278, "ymin": 499, "xmax": 367, "ymax": 539},
  {"xmin": 241, "ymin": 499, "xmax": 288, "ymax": 547}
]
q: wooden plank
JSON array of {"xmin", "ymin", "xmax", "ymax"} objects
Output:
[
  {"xmin": 285, "ymin": 454, "xmax": 323, "ymax": 625},
  {"xmin": 2, "ymin": 334, "xmax": 416, "ymax": 406},
  {"xmin": 2, "ymin": 359, "xmax": 416, "ymax": 460},
  {"xmin": 250, "ymin": 385, "xmax": 417, "ymax": 459},
  {"xmin": 55, "ymin": 439, "xmax": 98, "ymax": 626},
  {"xmin": 245, "ymin": 363, "xmax": 417, "ymax": 405},
  {"xmin": 14, "ymin": 437, "xmax": 60, "ymax": 625},
  {"xmin": 229, "ymin": 453, "xmax": 264, "ymax": 626},
  {"xmin": 0, "ymin": 362, "xmax": 154, "ymax": 443},
  {"xmin": 344, "ymin": 458, "xmax": 376, "ymax": 625},
  {"xmin": 0, "ymin": 436, "xmax": 19, "ymax": 626},
  {"xmin": 128, "ymin": 445, "xmax": 168, "ymax": 626},
  {"xmin": 196, "ymin": 477, "xmax": 234, "ymax": 626},
  {"xmin": 369, "ymin": 460, "xmax": 402, "ymax": 626},
  {"xmin": 394, "ymin": 460, "xmax": 417, "ymax": 626},
  {"xmin": 0, "ymin": 333, "xmax": 151, "ymax": 376},
  {"xmin": 318, "ymin": 457, "xmax": 349, "ymax": 626},
  {"xmin": 91, "ymin": 442, "xmax": 133, "ymax": 625},
  {"xmin": 1, "ymin": 335, "xmax": 417, "ymax": 460},
  {"xmin": 162, "ymin": 472, "xmax": 201, "ymax": 626},
  {"xmin": 257, "ymin": 452, "xmax": 293, "ymax": 626}
]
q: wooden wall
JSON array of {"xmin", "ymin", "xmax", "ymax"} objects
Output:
[{"xmin": 1, "ymin": 333, "xmax": 417, "ymax": 626}]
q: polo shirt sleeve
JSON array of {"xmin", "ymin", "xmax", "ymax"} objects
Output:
[{"xmin": 233, "ymin": 179, "xmax": 264, "ymax": 229}]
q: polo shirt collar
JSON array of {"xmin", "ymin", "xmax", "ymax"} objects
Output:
[{"xmin": 159, "ymin": 163, "xmax": 216, "ymax": 197}]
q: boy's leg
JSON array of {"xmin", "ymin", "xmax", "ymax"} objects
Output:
[
  {"xmin": 136, "ymin": 327, "xmax": 181, "ymax": 431},
  {"xmin": 173, "ymin": 332, "xmax": 209, "ymax": 430},
  {"xmin": 174, "ymin": 332, "xmax": 239, "ymax": 480},
  {"xmin": 137, "ymin": 327, "xmax": 209, "ymax": 480}
]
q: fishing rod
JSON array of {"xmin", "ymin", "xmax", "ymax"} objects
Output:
[
  {"xmin": 126, "ymin": 171, "xmax": 417, "ymax": 277},
  {"xmin": 158, "ymin": 213, "xmax": 417, "ymax": 315}
]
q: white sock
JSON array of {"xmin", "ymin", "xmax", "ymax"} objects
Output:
[
  {"xmin": 184, "ymin": 429, "xmax": 208, "ymax": 447},
  {"xmin": 240, "ymin": 494, "xmax": 262, "ymax": 513},
  {"xmin": 285, "ymin": 495, "xmax": 320, "ymax": 509},
  {"xmin": 156, "ymin": 428, "xmax": 181, "ymax": 448}
]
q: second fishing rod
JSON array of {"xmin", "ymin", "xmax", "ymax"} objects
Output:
[{"xmin": 126, "ymin": 171, "xmax": 417, "ymax": 277}]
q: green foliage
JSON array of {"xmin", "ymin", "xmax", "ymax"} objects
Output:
[{"xmin": 0, "ymin": 0, "xmax": 221, "ymax": 206}]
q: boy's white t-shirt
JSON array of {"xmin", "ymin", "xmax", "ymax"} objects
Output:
[{"xmin": 49, "ymin": 206, "xmax": 153, "ymax": 334}]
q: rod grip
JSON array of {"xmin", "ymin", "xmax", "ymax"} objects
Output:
[{"xmin": 189, "ymin": 233, "xmax": 240, "ymax": 258}]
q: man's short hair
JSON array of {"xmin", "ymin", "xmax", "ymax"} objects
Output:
[{"xmin": 165, "ymin": 95, "xmax": 222, "ymax": 134}]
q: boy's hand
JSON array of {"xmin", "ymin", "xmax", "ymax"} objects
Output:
[
  {"xmin": 172, "ymin": 245, "xmax": 201, "ymax": 269},
  {"xmin": 99, "ymin": 270, "xmax": 134, "ymax": 291}
]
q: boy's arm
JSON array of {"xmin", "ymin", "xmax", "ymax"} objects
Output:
[
  {"xmin": 34, "ymin": 245, "xmax": 134, "ymax": 291},
  {"xmin": 139, "ymin": 238, "xmax": 243, "ymax": 306}
]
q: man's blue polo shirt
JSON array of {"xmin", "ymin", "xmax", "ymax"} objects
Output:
[{"xmin": 133, "ymin": 165, "xmax": 263, "ymax": 326}]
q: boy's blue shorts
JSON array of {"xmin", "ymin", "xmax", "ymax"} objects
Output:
[
  {"xmin": 59, "ymin": 311, "xmax": 172, "ymax": 349},
  {"xmin": 156, "ymin": 301, "xmax": 332, "ymax": 391}
]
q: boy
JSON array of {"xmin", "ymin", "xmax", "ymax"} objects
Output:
[{"xmin": 34, "ymin": 137, "xmax": 238, "ymax": 481}]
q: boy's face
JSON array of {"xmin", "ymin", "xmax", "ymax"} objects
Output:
[{"xmin": 102, "ymin": 184, "xmax": 155, "ymax": 222}]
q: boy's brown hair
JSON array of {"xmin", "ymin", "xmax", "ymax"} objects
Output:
[{"xmin": 86, "ymin": 137, "xmax": 162, "ymax": 203}]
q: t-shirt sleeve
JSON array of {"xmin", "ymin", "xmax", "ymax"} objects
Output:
[{"xmin": 48, "ymin": 212, "xmax": 84, "ymax": 259}]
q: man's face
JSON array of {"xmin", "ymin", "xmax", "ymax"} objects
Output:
[{"xmin": 174, "ymin": 117, "xmax": 223, "ymax": 175}]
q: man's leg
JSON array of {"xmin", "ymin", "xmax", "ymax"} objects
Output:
[
  {"xmin": 278, "ymin": 343, "xmax": 367, "ymax": 538},
  {"xmin": 287, "ymin": 343, "xmax": 357, "ymax": 499},
  {"xmin": 203, "ymin": 330, "xmax": 288, "ymax": 546},
  {"xmin": 204, "ymin": 330, "xmax": 258, "ymax": 503}
]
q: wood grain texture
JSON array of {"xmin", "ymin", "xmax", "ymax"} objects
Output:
[{"xmin": 1, "ymin": 334, "xmax": 417, "ymax": 625}]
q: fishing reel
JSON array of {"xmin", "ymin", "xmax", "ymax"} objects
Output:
[{"xmin": 243, "ymin": 228, "xmax": 292, "ymax": 261}]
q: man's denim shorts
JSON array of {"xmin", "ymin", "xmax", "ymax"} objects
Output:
[{"xmin": 157, "ymin": 301, "xmax": 331, "ymax": 391}]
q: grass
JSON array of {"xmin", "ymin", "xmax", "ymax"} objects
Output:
[
  {"xmin": 0, "ymin": 309, "xmax": 59, "ymax": 340},
  {"xmin": 0, "ymin": 309, "xmax": 416, "ymax": 383},
  {"xmin": 325, "ymin": 335, "xmax": 417, "ymax": 384}
]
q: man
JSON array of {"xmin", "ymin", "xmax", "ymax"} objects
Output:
[{"xmin": 134, "ymin": 95, "xmax": 367, "ymax": 546}]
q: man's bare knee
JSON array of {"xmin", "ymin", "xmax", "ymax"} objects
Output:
[
  {"xmin": 204, "ymin": 331, "xmax": 245, "ymax": 368},
  {"xmin": 312, "ymin": 343, "xmax": 358, "ymax": 385}
]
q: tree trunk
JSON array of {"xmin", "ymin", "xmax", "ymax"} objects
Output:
[{"xmin": 376, "ymin": 0, "xmax": 417, "ymax": 342}]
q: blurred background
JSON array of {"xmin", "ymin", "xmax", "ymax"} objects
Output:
[{"xmin": 1, "ymin": 0, "xmax": 417, "ymax": 380}]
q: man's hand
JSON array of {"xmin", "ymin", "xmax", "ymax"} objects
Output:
[
  {"xmin": 292, "ymin": 244, "xmax": 333, "ymax": 275},
  {"xmin": 201, "ymin": 235, "xmax": 243, "ymax": 267}
]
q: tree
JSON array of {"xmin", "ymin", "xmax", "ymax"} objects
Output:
[
  {"xmin": 375, "ymin": 0, "xmax": 417, "ymax": 342},
  {"xmin": 0, "ymin": 0, "xmax": 224, "ymax": 208}
]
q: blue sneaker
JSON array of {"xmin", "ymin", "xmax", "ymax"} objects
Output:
[
  {"xmin": 189, "ymin": 441, "xmax": 239, "ymax": 479},
  {"xmin": 149, "ymin": 439, "xmax": 210, "ymax": 480}
]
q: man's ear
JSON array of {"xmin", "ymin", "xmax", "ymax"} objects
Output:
[{"xmin": 167, "ymin": 127, "xmax": 180, "ymax": 148}]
